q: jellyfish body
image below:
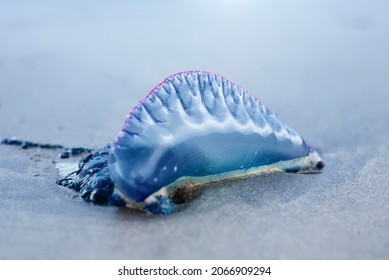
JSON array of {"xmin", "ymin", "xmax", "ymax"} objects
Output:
[{"xmin": 106, "ymin": 71, "xmax": 323, "ymax": 214}]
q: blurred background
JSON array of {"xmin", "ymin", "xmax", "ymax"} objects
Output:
[
  {"xmin": 0, "ymin": 0, "xmax": 388, "ymax": 259},
  {"xmin": 1, "ymin": 0, "xmax": 388, "ymax": 148}
]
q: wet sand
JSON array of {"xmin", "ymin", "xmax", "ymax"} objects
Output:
[{"xmin": 1, "ymin": 1, "xmax": 388, "ymax": 259}]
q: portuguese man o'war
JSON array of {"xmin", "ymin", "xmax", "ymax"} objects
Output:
[{"xmin": 2, "ymin": 71, "xmax": 324, "ymax": 215}]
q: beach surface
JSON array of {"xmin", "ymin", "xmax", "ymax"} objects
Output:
[{"xmin": 1, "ymin": 1, "xmax": 388, "ymax": 259}]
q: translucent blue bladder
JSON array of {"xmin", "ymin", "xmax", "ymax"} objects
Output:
[{"xmin": 108, "ymin": 71, "xmax": 323, "ymax": 214}]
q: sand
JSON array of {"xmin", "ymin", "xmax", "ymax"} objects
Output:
[{"xmin": 0, "ymin": 1, "xmax": 388, "ymax": 259}]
